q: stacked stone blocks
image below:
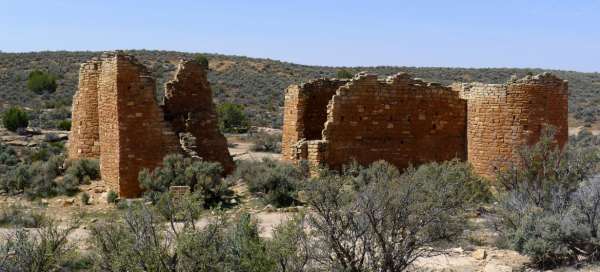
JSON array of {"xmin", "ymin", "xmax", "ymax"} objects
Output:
[
  {"xmin": 282, "ymin": 72, "xmax": 568, "ymax": 179},
  {"xmin": 68, "ymin": 53, "xmax": 233, "ymax": 198}
]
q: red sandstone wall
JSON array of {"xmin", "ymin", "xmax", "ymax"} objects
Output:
[
  {"xmin": 281, "ymin": 79, "xmax": 346, "ymax": 161},
  {"xmin": 68, "ymin": 59, "xmax": 101, "ymax": 160},
  {"xmin": 98, "ymin": 54, "xmax": 181, "ymax": 197},
  {"xmin": 315, "ymin": 73, "xmax": 467, "ymax": 171},
  {"xmin": 163, "ymin": 60, "xmax": 234, "ymax": 173},
  {"xmin": 462, "ymin": 73, "xmax": 568, "ymax": 179}
]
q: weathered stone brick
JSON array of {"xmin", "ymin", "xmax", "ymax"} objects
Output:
[
  {"xmin": 283, "ymin": 72, "xmax": 568, "ymax": 180},
  {"xmin": 68, "ymin": 53, "xmax": 234, "ymax": 198}
]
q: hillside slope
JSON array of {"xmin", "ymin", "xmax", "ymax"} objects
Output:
[{"xmin": 0, "ymin": 50, "xmax": 598, "ymax": 128}]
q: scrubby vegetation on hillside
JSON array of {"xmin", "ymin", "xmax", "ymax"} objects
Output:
[
  {"xmin": 495, "ymin": 128, "xmax": 600, "ymax": 269},
  {"xmin": 1, "ymin": 50, "xmax": 599, "ymax": 128}
]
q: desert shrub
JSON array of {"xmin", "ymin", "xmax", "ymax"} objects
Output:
[
  {"xmin": 22, "ymin": 142, "xmax": 65, "ymax": 163},
  {"xmin": 217, "ymin": 102, "xmax": 249, "ymax": 133},
  {"xmin": 247, "ymin": 131, "xmax": 282, "ymax": 153},
  {"xmin": 303, "ymin": 160, "xmax": 472, "ymax": 271},
  {"xmin": 90, "ymin": 203, "xmax": 274, "ymax": 272},
  {"xmin": 2, "ymin": 106, "xmax": 29, "ymax": 132},
  {"xmin": 64, "ymin": 158, "xmax": 100, "ymax": 184},
  {"xmin": 155, "ymin": 192, "xmax": 203, "ymax": 222},
  {"xmin": 0, "ymin": 143, "xmax": 18, "ymax": 176},
  {"xmin": 336, "ymin": 68, "xmax": 353, "ymax": 79},
  {"xmin": 232, "ymin": 159, "xmax": 306, "ymax": 207},
  {"xmin": 0, "ymin": 154, "xmax": 92, "ymax": 199},
  {"xmin": 267, "ymin": 213, "xmax": 310, "ymax": 272},
  {"xmin": 106, "ymin": 191, "xmax": 118, "ymax": 204},
  {"xmin": 194, "ymin": 54, "xmax": 209, "ymax": 70},
  {"xmin": 89, "ymin": 204, "xmax": 175, "ymax": 271},
  {"xmin": 1, "ymin": 155, "xmax": 66, "ymax": 199},
  {"xmin": 0, "ymin": 154, "xmax": 87, "ymax": 199},
  {"xmin": 57, "ymin": 119, "xmax": 71, "ymax": 131},
  {"xmin": 27, "ymin": 70, "xmax": 57, "ymax": 94},
  {"xmin": 81, "ymin": 192, "xmax": 90, "ymax": 205},
  {"xmin": 0, "ymin": 205, "xmax": 47, "ymax": 228},
  {"xmin": 496, "ymin": 128, "xmax": 600, "ymax": 268},
  {"xmin": 139, "ymin": 154, "xmax": 232, "ymax": 208},
  {"xmin": 0, "ymin": 220, "xmax": 75, "ymax": 271}
]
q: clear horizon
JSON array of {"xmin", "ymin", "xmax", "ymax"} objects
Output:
[{"xmin": 1, "ymin": 0, "xmax": 599, "ymax": 73}]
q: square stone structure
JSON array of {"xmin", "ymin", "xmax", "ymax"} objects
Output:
[
  {"xmin": 68, "ymin": 53, "xmax": 234, "ymax": 198},
  {"xmin": 282, "ymin": 72, "xmax": 568, "ymax": 179}
]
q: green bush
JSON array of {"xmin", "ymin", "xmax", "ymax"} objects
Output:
[
  {"xmin": 90, "ymin": 204, "xmax": 275, "ymax": 272},
  {"xmin": 496, "ymin": 128, "xmax": 600, "ymax": 268},
  {"xmin": 217, "ymin": 102, "xmax": 249, "ymax": 133},
  {"xmin": 57, "ymin": 119, "xmax": 71, "ymax": 131},
  {"xmin": 106, "ymin": 191, "xmax": 118, "ymax": 204},
  {"xmin": 139, "ymin": 154, "xmax": 232, "ymax": 208},
  {"xmin": 0, "ymin": 220, "xmax": 74, "ymax": 271},
  {"xmin": 0, "ymin": 204, "xmax": 47, "ymax": 228},
  {"xmin": 0, "ymin": 155, "xmax": 100, "ymax": 199},
  {"xmin": 232, "ymin": 159, "xmax": 306, "ymax": 207},
  {"xmin": 64, "ymin": 159, "xmax": 100, "ymax": 184},
  {"xmin": 81, "ymin": 192, "xmax": 90, "ymax": 205},
  {"xmin": 194, "ymin": 54, "xmax": 209, "ymax": 70},
  {"xmin": 27, "ymin": 70, "xmax": 57, "ymax": 94},
  {"xmin": 23, "ymin": 142, "xmax": 65, "ymax": 163},
  {"xmin": 0, "ymin": 155, "xmax": 69, "ymax": 199},
  {"xmin": 336, "ymin": 69, "xmax": 353, "ymax": 79},
  {"xmin": 2, "ymin": 106, "xmax": 29, "ymax": 132},
  {"xmin": 302, "ymin": 160, "xmax": 472, "ymax": 271}
]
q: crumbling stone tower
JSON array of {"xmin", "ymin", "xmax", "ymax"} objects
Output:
[
  {"xmin": 282, "ymin": 72, "xmax": 568, "ymax": 179},
  {"xmin": 455, "ymin": 73, "xmax": 568, "ymax": 179},
  {"xmin": 163, "ymin": 60, "xmax": 235, "ymax": 174},
  {"xmin": 68, "ymin": 59, "xmax": 101, "ymax": 160},
  {"xmin": 68, "ymin": 53, "xmax": 234, "ymax": 197}
]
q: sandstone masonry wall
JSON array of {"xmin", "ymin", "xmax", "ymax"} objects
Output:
[
  {"xmin": 69, "ymin": 53, "xmax": 233, "ymax": 198},
  {"xmin": 282, "ymin": 72, "xmax": 568, "ymax": 179},
  {"xmin": 163, "ymin": 60, "xmax": 235, "ymax": 174},
  {"xmin": 283, "ymin": 73, "xmax": 467, "ymax": 171},
  {"xmin": 281, "ymin": 79, "xmax": 346, "ymax": 161},
  {"xmin": 98, "ymin": 54, "xmax": 181, "ymax": 197},
  {"xmin": 457, "ymin": 73, "xmax": 568, "ymax": 179},
  {"xmin": 68, "ymin": 59, "xmax": 101, "ymax": 159}
]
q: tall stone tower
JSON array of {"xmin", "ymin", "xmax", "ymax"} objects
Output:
[
  {"xmin": 68, "ymin": 53, "xmax": 234, "ymax": 198},
  {"xmin": 457, "ymin": 73, "xmax": 569, "ymax": 179}
]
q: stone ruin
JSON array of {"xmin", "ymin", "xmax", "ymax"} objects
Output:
[
  {"xmin": 68, "ymin": 53, "xmax": 234, "ymax": 198},
  {"xmin": 282, "ymin": 72, "xmax": 568, "ymax": 179}
]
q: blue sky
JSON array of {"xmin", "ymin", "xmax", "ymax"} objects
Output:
[{"xmin": 1, "ymin": 0, "xmax": 599, "ymax": 72}]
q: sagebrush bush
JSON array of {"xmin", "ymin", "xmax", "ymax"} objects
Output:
[
  {"xmin": 89, "ymin": 203, "xmax": 275, "ymax": 272},
  {"xmin": 302, "ymin": 160, "xmax": 473, "ymax": 271},
  {"xmin": 139, "ymin": 154, "xmax": 232, "ymax": 208},
  {"xmin": 2, "ymin": 106, "xmax": 29, "ymax": 132},
  {"xmin": 247, "ymin": 131, "xmax": 282, "ymax": 153},
  {"xmin": 0, "ymin": 220, "xmax": 74, "ymax": 271},
  {"xmin": 57, "ymin": 119, "xmax": 71, "ymax": 131},
  {"xmin": 496, "ymin": 127, "xmax": 600, "ymax": 268},
  {"xmin": 0, "ymin": 155, "xmax": 97, "ymax": 199},
  {"xmin": 0, "ymin": 205, "xmax": 47, "ymax": 228},
  {"xmin": 27, "ymin": 70, "xmax": 57, "ymax": 94},
  {"xmin": 106, "ymin": 191, "xmax": 118, "ymax": 204},
  {"xmin": 232, "ymin": 159, "xmax": 306, "ymax": 207}
]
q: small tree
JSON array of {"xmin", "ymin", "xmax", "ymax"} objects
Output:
[
  {"xmin": 217, "ymin": 102, "xmax": 249, "ymax": 133},
  {"xmin": 2, "ymin": 107, "xmax": 29, "ymax": 132},
  {"xmin": 194, "ymin": 54, "xmax": 209, "ymax": 70},
  {"xmin": 27, "ymin": 70, "xmax": 57, "ymax": 94},
  {"xmin": 336, "ymin": 69, "xmax": 353, "ymax": 79}
]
